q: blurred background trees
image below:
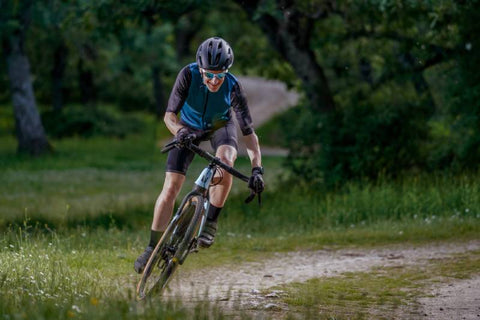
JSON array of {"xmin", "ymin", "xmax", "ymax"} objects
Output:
[{"xmin": 1, "ymin": 0, "xmax": 478, "ymax": 187}]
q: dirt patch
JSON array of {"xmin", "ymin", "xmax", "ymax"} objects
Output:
[
  {"xmin": 417, "ymin": 276, "xmax": 480, "ymax": 320},
  {"xmin": 237, "ymin": 76, "xmax": 299, "ymax": 128},
  {"xmin": 159, "ymin": 240, "xmax": 479, "ymax": 318}
]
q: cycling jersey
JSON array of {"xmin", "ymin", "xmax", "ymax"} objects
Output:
[{"xmin": 166, "ymin": 63, "xmax": 253, "ymax": 136}]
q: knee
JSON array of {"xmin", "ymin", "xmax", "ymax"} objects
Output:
[
  {"xmin": 217, "ymin": 150, "xmax": 237, "ymax": 167},
  {"xmin": 216, "ymin": 145, "xmax": 237, "ymax": 168},
  {"xmin": 160, "ymin": 183, "xmax": 181, "ymax": 202},
  {"xmin": 219, "ymin": 155, "xmax": 235, "ymax": 168}
]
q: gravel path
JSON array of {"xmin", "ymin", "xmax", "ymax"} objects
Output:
[
  {"xmin": 418, "ymin": 275, "xmax": 480, "ymax": 320},
  {"xmin": 159, "ymin": 240, "xmax": 480, "ymax": 318}
]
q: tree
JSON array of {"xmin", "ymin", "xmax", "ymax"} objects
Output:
[
  {"xmin": 32, "ymin": 0, "xmax": 71, "ymax": 111},
  {"xmin": 234, "ymin": 0, "xmax": 335, "ymax": 113},
  {"xmin": 234, "ymin": 0, "xmax": 474, "ymax": 186},
  {"xmin": 1, "ymin": 0, "xmax": 51, "ymax": 155}
]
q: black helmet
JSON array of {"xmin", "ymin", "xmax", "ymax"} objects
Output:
[{"xmin": 196, "ymin": 37, "xmax": 234, "ymax": 71}]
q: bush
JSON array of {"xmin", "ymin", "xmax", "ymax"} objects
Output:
[
  {"xmin": 285, "ymin": 83, "xmax": 432, "ymax": 188},
  {"xmin": 442, "ymin": 3, "xmax": 480, "ymax": 170},
  {"xmin": 42, "ymin": 106, "xmax": 144, "ymax": 139}
]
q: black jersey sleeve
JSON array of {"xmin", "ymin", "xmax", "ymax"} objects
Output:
[
  {"xmin": 166, "ymin": 66, "xmax": 192, "ymax": 114},
  {"xmin": 231, "ymin": 82, "xmax": 254, "ymax": 136}
]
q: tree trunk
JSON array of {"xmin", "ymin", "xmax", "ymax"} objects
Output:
[
  {"xmin": 4, "ymin": 1, "xmax": 51, "ymax": 156},
  {"xmin": 152, "ymin": 65, "xmax": 166, "ymax": 118},
  {"xmin": 77, "ymin": 58, "xmax": 96, "ymax": 106},
  {"xmin": 78, "ymin": 43, "xmax": 97, "ymax": 107},
  {"xmin": 235, "ymin": 0, "xmax": 335, "ymax": 113}
]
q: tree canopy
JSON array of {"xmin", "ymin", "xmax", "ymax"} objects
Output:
[{"xmin": 1, "ymin": 0, "xmax": 479, "ymax": 184}]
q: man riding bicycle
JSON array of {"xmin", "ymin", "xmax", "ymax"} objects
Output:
[{"xmin": 134, "ymin": 37, "xmax": 264, "ymax": 273}]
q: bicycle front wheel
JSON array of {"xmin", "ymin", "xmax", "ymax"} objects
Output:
[{"xmin": 136, "ymin": 192, "xmax": 204, "ymax": 300}]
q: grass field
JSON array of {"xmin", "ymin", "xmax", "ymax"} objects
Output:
[{"xmin": 1, "ymin": 119, "xmax": 480, "ymax": 319}]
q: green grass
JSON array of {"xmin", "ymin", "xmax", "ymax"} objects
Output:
[
  {"xmin": 0, "ymin": 130, "xmax": 283, "ymax": 230},
  {"xmin": 0, "ymin": 227, "xmax": 236, "ymax": 319},
  {"xmin": 1, "ymin": 115, "xmax": 480, "ymax": 319},
  {"xmin": 269, "ymin": 250, "xmax": 480, "ymax": 319}
]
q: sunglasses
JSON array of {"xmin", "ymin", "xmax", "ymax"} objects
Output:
[{"xmin": 203, "ymin": 70, "xmax": 227, "ymax": 80}]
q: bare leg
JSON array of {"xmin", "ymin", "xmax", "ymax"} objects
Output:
[
  {"xmin": 209, "ymin": 145, "xmax": 237, "ymax": 207},
  {"xmin": 151, "ymin": 172, "xmax": 186, "ymax": 231}
]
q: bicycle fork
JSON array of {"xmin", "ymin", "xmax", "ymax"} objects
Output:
[{"xmin": 189, "ymin": 164, "xmax": 216, "ymax": 253}]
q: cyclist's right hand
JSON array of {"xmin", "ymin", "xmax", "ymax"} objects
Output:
[
  {"xmin": 248, "ymin": 167, "xmax": 264, "ymax": 194},
  {"xmin": 176, "ymin": 127, "xmax": 202, "ymax": 143},
  {"xmin": 245, "ymin": 167, "xmax": 264, "ymax": 205}
]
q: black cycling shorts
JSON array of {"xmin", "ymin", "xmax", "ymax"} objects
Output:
[{"xmin": 166, "ymin": 118, "xmax": 238, "ymax": 175}]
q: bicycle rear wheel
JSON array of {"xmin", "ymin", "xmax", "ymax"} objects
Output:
[{"xmin": 136, "ymin": 192, "xmax": 204, "ymax": 300}]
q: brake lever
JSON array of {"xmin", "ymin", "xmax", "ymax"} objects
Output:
[
  {"xmin": 161, "ymin": 136, "xmax": 196, "ymax": 153},
  {"xmin": 161, "ymin": 140, "xmax": 178, "ymax": 153},
  {"xmin": 244, "ymin": 191, "xmax": 255, "ymax": 204},
  {"xmin": 244, "ymin": 190, "xmax": 262, "ymax": 206}
]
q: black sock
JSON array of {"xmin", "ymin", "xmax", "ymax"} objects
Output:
[
  {"xmin": 148, "ymin": 230, "xmax": 163, "ymax": 248},
  {"xmin": 206, "ymin": 204, "xmax": 222, "ymax": 222}
]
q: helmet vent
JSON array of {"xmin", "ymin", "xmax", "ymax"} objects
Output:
[
  {"xmin": 196, "ymin": 37, "xmax": 234, "ymax": 71},
  {"xmin": 214, "ymin": 53, "xmax": 221, "ymax": 65}
]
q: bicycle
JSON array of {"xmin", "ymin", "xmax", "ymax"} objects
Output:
[{"xmin": 136, "ymin": 138, "xmax": 259, "ymax": 300}]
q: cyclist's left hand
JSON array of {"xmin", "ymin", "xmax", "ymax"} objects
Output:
[{"xmin": 248, "ymin": 167, "xmax": 264, "ymax": 194}]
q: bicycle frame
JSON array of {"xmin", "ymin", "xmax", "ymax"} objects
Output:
[{"xmin": 162, "ymin": 139, "xmax": 252, "ymax": 251}]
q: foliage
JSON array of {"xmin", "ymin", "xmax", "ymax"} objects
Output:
[
  {"xmin": 1, "ymin": 0, "xmax": 480, "ymax": 178},
  {"xmin": 254, "ymin": 106, "xmax": 298, "ymax": 147},
  {"xmin": 41, "ymin": 105, "xmax": 144, "ymax": 138},
  {"xmin": 224, "ymin": 171, "xmax": 480, "ymax": 238},
  {"xmin": 285, "ymin": 82, "xmax": 433, "ymax": 187},
  {"xmin": 428, "ymin": 1, "xmax": 480, "ymax": 170},
  {"xmin": 216, "ymin": 2, "xmax": 296, "ymax": 84},
  {"xmin": 278, "ymin": 0, "xmax": 480, "ymax": 186},
  {"xmin": 0, "ymin": 106, "xmax": 15, "ymax": 136}
]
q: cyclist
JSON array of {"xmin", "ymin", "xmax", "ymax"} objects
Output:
[{"xmin": 134, "ymin": 37, "xmax": 264, "ymax": 273}]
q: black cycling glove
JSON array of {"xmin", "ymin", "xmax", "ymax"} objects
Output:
[
  {"xmin": 248, "ymin": 166, "xmax": 264, "ymax": 194},
  {"xmin": 176, "ymin": 127, "xmax": 203, "ymax": 143}
]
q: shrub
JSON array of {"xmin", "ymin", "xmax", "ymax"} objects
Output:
[
  {"xmin": 42, "ymin": 106, "xmax": 144, "ymax": 139},
  {"xmin": 285, "ymin": 82, "xmax": 432, "ymax": 188}
]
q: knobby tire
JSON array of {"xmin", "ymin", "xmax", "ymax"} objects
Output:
[{"xmin": 136, "ymin": 192, "xmax": 204, "ymax": 300}]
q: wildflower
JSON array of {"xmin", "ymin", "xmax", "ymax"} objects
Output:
[{"xmin": 90, "ymin": 297, "xmax": 99, "ymax": 306}]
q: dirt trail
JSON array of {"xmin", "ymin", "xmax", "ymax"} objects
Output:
[
  {"xmin": 237, "ymin": 76, "xmax": 299, "ymax": 127},
  {"xmin": 159, "ymin": 240, "xmax": 480, "ymax": 318},
  {"xmin": 418, "ymin": 275, "xmax": 480, "ymax": 320}
]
